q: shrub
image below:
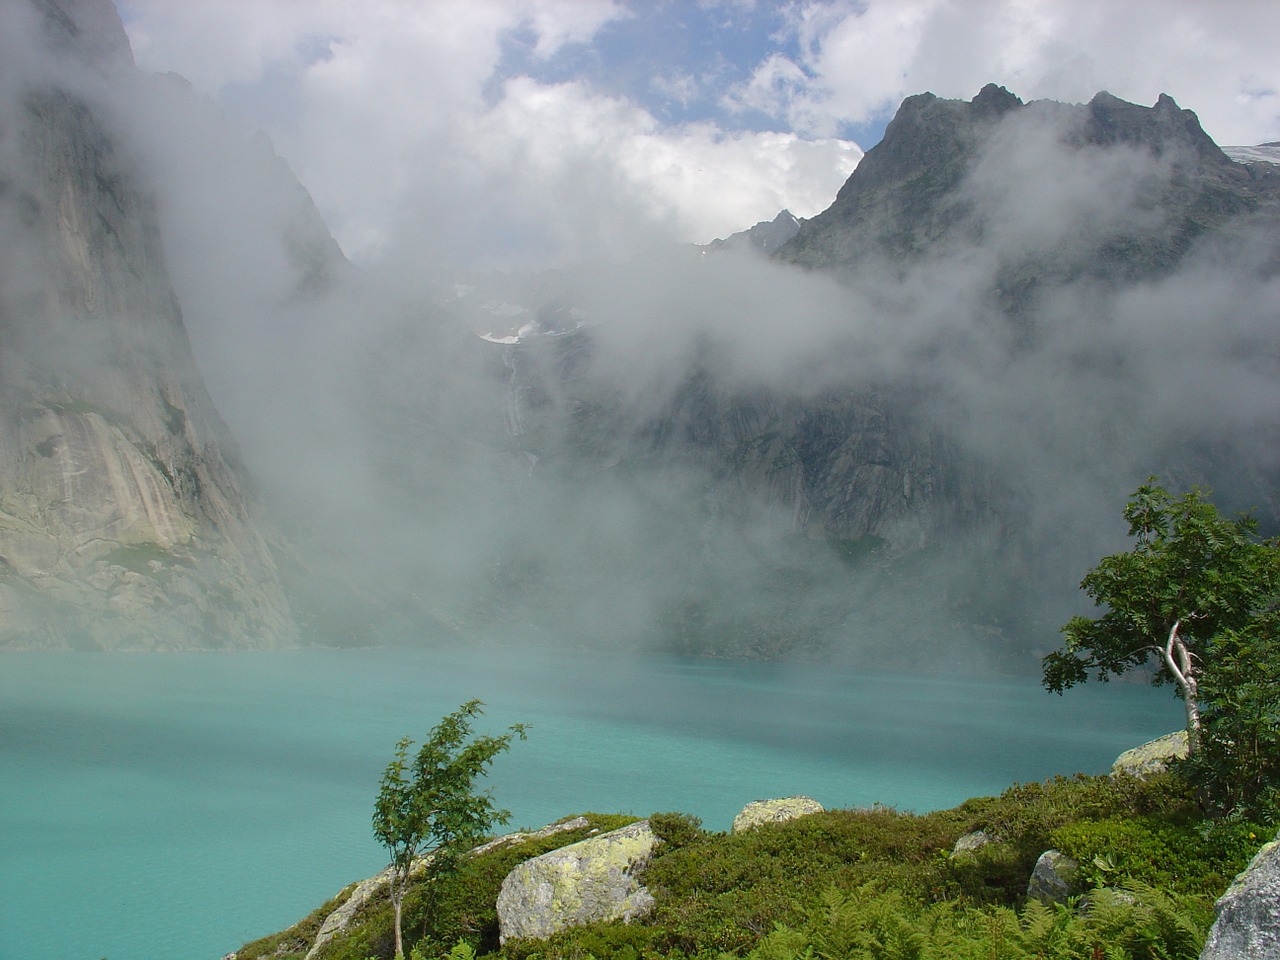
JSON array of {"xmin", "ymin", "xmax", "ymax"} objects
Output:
[
  {"xmin": 1182, "ymin": 625, "xmax": 1280, "ymax": 821},
  {"xmin": 648, "ymin": 812, "xmax": 705, "ymax": 851},
  {"xmin": 1051, "ymin": 814, "xmax": 1268, "ymax": 898}
]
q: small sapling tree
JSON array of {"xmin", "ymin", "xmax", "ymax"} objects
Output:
[
  {"xmin": 373, "ymin": 699, "xmax": 528, "ymax": 959},
  {"xmin": 1042, "ymin": 480, "xmax": 1280, "ymax": 755}
]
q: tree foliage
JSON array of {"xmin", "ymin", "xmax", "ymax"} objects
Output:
[
  {"xmin": 1184, "ymin": 624, "xmax": 1280, "ymax": 819},
  {"xmin": 1042, "ymin": 481, "xmax": 1279, "ymax": 744},
  {"xmin": 1042, "ymin": 480, "xmax": 1280, "ymax": 820},
  {"xmin": 373, "ymin": 699, "xmax": 528, "ymax": 959}
]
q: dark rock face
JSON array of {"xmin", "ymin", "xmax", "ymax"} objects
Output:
[
  {"xmin": 30, "ymin": 0, "xmax": 133, "ymax": 68},
  {"xmin": 778, "ymin": 84, "xmax": 1277, "ymax": 282},
  {"xmin": 0, "ymin": 0, "xmax": 295, "ymax": 648},
  {"xmin": 779, "ymin": 85, "xmax": 1023, "ymax": 270}
]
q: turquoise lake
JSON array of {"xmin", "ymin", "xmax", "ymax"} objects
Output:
[{"xmin": 0, "ymin": 646, "xmax": 1182, "ymax": 960}]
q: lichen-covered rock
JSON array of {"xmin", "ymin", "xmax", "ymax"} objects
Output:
[
  {"xmin": 950, "ymin": 830, "xmax": 996, "ymax": 858},
  {"xmin": 1111, "ymin": 731, "xmax": 1189, "ymax": 778},
  {"xmin": 1027, "ymin": 849, "xmax": 1080, "ymax": 904},
  {"xmin": 1201, "ymin": 837, "xmax": 1280, "ymax": 959},
  {"xmin": 303, "ymin": 818, "xmax": 590, "ymax": 960},
  {"xmin": 496, "ymin": 820, "xmax": 657, "ymax": 943},
  {"xmin": 732, "ymin": 797, "xmax": 825, "ymax": 833}
]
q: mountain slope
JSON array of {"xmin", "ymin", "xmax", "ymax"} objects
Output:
[
  {"xmin": 406, "ymin": 85, "xmax": 1280, "ymax": 659},
  {"xmin": 0, "ymin": 0, "xmax": 296, "ymax": 648},
  {"xmin": 779, "ymin": 84, "xmax": 1278, "ymax": 279}
]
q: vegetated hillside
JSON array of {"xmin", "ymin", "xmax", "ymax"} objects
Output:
[
  {"xmin": 0, "ymin": 0, "xmax": 327, "ymax": 648},
  {"xmin": 233, "ymin": 772, "xmax": 1267, "ymax": 960},
  {"xmin": 370, "ymin": 84, "xmax": 1280, "ymax": 662}
]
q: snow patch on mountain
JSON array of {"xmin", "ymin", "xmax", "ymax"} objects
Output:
[{"xmin": 1223, "ymin": 143, "xmax": 1280, "ymax": 166}]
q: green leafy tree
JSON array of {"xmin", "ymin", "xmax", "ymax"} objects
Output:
[
  {"xmin": 373, "ymin": 700, "xmax": 528, "ymax": 959},
  {"xmin": 1042, "ymin": 480, "xmax": 1280, "ymax": 754},
  {"xmin": 1183, "ymin": 624, "xmax": 1280, "ymax": 818}
]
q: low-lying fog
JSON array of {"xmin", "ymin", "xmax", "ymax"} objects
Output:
[{"xmin": 12, "ymin": 3, "xmax": 1279, "ymax": 665}]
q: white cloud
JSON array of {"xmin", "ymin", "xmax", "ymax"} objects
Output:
[
  {"xmin": 120, "ymin": 0, "xmax": 861, "ymax": 268},
  {"xmin": 519, "ymin": 0, "xmax": 628, "ymax": 58},
  {"xmin": 737, "ymin": 0, "xmax": 1280, "ymax": 145},
  {"xmin": 356, "ymin": 75, "xmax": 860, "ymax": 268},
  {"xmin": 119, "ymin": 0, "xmax": 1279, "ymax": 274}
]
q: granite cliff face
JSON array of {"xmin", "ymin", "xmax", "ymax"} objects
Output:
[{"xmin": 0, "ymin": 0, "xmax": 296, "ymax": 648}]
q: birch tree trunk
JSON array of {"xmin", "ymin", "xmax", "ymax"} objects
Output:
[
  {"xmin": 391, "ymin": 870, "xmax": 405, "ymax": 959},
  {"xmin": 1159, "ymin": 620, "xmax": 1201, "ymax": 754}
]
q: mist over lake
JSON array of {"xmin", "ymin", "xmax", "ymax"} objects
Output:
[
  {"xmin": 1, "ymin": 3, "xmax": 1277, "ymax": 958},
  {"xmin": 1, "ymin": 645, "xmax": 1181, "ymax": 960}
]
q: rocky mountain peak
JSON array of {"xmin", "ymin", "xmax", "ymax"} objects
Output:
[
  {"xmin": 1079, "ymin": 89, "xmax": 1228, "ymax": 166},
  {"xmin": 701, "ymin": 209, "xmax": 803, "ymax": 254},
  {"xmin": 833, "ymin": 83, "xmax": 1022, "ymax": 204},
  {"xmin": 970, "ymin": 82, "xmax": 1023, "ymax": 118},
  {"xmin": 778, "ymin": 84, "xmax": 1264, "ymax": 274},
  {"xmin": 32, "ymin": 0, "xmax": 134, "ymax": 71}
]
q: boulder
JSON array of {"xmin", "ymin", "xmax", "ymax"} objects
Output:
[
  {"xmin": 1027, "ymin": 849, "xmax": 1080, "ymax": 904},
  {"xmin": 732, "ymin": 797, "xmax": 825, "ymax": 833},
  {"xmin": 950, "ymin": 830, "xmax": 996, "ymax": 858},
  {"xmin": 496, "ymin": 820, "xmax": 658, "ymax": 943},
  {"xmin": 1201, "ymin": 836, "xmax": 1280, "ymax": 959},
  {"xmin": 1111, "ymin": 731, "xmax": 1189, "ymax": 778},
  {"xmin": 304, "ymin": 818, "xmax": 590, "ymax": 960}
]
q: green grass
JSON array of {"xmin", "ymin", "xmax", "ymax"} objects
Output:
[{"xmin": 239, "ymin": 776, "xmax": 1269, "ymax": 960}]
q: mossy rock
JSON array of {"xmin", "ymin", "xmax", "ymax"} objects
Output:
[
  {"xmin": 1111, "ymin": 731, "xmax": 1188, "ymax": 778},
  {"xmin": 732, "ymin": 796, "xmax": 825, "ymax": 833},
  {"xmin": 496, "ymin": 820, "xmax": 658, "ymax": 943}
]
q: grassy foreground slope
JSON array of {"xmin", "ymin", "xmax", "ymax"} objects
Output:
[{"xmin": 235, "ymin": 773, "xmax": 1269, "ymax": 960}]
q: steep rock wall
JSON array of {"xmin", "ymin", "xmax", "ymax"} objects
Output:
[{"xmin": 0, "ymin": 0, "xmax": 295, "ymax": 648}]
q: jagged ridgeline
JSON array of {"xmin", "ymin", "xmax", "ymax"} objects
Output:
[
  {"xmin": 0, "ymin": 0, "xmax": 298, "ymax": 649},
  {"xmin": 4, "ymin": 0, "xmax": 1279, "ymax": 657},
  {"xmin": 430, "ymin": 85, "xmax": 1280, "ymax": 660}
]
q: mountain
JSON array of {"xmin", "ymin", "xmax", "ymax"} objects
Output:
[
  {"xmin": 403, "ymin": 84, "xmax": 1280, "ymax": 660},
  {"xmin": 1223, "ymin": 142, "xmax": 1280, "ymax": 166},
  {"xmin": 778, "ymin": 84, "xmax": 1278, "ymax": 282},
  {"xmin": 4, "ymin": 11, "xmax": 1275, "ymax": 664},
  {"xmin": 0, "ymin": 0, "xmax": 304, "ymax": 649},
  {"xmin": 700, "ymin": 210, "xmax": 804, "ymax": 254}
]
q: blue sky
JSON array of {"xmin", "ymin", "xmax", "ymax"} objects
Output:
[
  {"xmin": 116, "ymin": 0, "xmax": 1280, "ymax": 269},
  {"xmin": 489, "ymin": 2, "xmax": 890, "ymax": 145}
]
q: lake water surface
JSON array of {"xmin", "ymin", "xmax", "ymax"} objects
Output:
[{"xmin": 0, "ymin": 646, "xmax": 1181, "ymax": 959}]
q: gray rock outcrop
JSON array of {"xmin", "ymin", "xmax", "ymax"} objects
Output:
[
  {"xmin": 950, "ymin": 830, "xmax": 996, "ymax": 858},
  {"xmin": 1111, "ymin": 731, "xmax": 1189, "ymax": 778},
  {"xmin": 1027, "ymin": 849, "xmax": 1080, "ymax": 904},
  {"xmin": 496, "ymin": 820, "xmax": 658, "ymax": 943},
  {"xmin": 0, "ymin": 0, "xmax": 298, "ymax": 648},
  {"xmin": 1201, "ymin": 837, "xmax": 1280, "ymax": 960},
  {"xmin": 732, "ymin": 797, "xmax": 825, "ymax": 833}
]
